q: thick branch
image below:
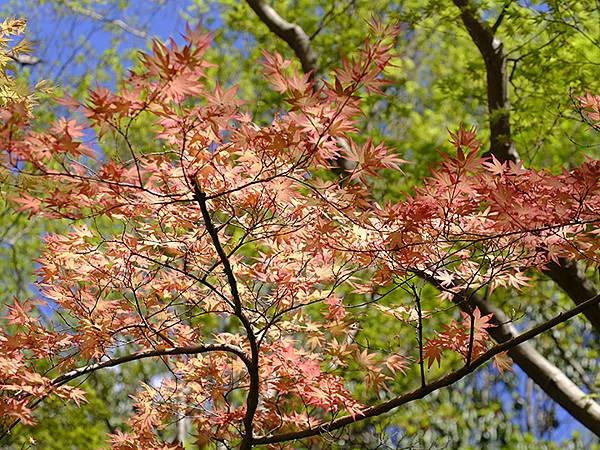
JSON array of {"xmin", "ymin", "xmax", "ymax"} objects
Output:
[
  {"xmin": 254, "ymin": 294, "xmax": 600, "ymax": 444},
  {"xmin": 544, "ymin": 259, "xmax": 600, "ymax": 331},
  {"xmin": 453, "ymin": 0, "xmax": 518, "ymax": 163},
  {"xmin": 454, "ymin": 0, "xmax": 600, "ymax": 330},
  {"xmin": 245, "ymin": 0, "xmax": 318, "ymax": 75},
  {"xmin": 467, "ymin": 293, "xmax": 600, "ymax": 434}
]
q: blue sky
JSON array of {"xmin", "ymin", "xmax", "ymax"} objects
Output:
[{"xmin": 2, "ymin": 0, "xmax": 198, "ymax": 88}]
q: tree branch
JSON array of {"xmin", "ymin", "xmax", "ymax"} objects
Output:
[
  {"xmin": 245, "ymin": 0, "xmax": 354, "ymax": 173},
  {"xmin": 452, "ymin": 0, "xmax": 600, "ymax": 335},
  {"xmin": 491, "ymin": 1, "xmax": 513, "ymax": 34},
  {"xmin": 466, "ymin": 292, "xmax": 600, "ymax": 434},
  {"xmin": 544, "ymin": 259, "xmax": 600, "ymax": 331},
  {"xmin": 191, "ymin": 177, "xmax": 260, "ymax": 450},
  {"xmin": 452, "ymin": 0, "xmax": 518, "ymax": 163},
  {"xmin": 52, "ymin": 343, "xmax": 252, "ymax": 388},
  {"xmin": 9, "ymin": 54, "xmax": 41, "ymax": 66},
  {"xmin": 245, "ymin": 0, "xmax": 318, "ymax": 75},
  {"xmin": 0, "ymin": 343, "xmax": 252, "ymax": 442},
  {"xmin": 64, "ymin": 2, "xmax": 149, "ymax": 40},
  {"xmin": 254, "ymin": 293, "xmax": 600, "ymax": 444}
]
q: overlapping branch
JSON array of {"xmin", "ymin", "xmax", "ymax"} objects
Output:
[
  {"xmin": 247, "ymin": 1, "xmax": 600, "ymax": 437},
  {"xmin": 253, "ymin": 294, "xmax": 600, "ymax": 444},
  {"xmin": 451, "ymin": 0, "xmax": 600, "ymax": 333},
  {"xmin": 52, "ymin": 343, "xmax": 252, "ymax": 387},
  {"xmin": 191, "ymin": 177, "xmax": 261, "ymax": 450}
]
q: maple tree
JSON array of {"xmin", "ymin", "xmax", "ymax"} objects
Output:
[{"xmin": 0, "ymin": 21, "xmax": 599, "ymax": 449}]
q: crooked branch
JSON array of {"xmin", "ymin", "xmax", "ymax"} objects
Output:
[
  {"xmin": 452, "ymin": 0, "xmax": 600, "ymax": 334},
  {"xmin": 191, "ymin": 176, "xmax": 261, "ymax": 450},
  {"xmin": 0, "ymin": 343, "xmax": 251, "ymax": 442}
]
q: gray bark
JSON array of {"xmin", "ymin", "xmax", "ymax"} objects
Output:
[
  {"xmin": 452, "ymin": 0, "xmax": 600, "ymax": 334},
  {"xmin": 469, "ymin": 293, "xmax": 600, "ymax": 434}
]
